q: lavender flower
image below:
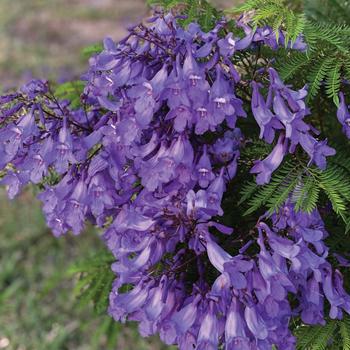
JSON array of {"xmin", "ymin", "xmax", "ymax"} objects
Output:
[
  {"xmin": 251, "ymin": 134, "xmax": 287, "ymax": 184},
  {"xmin": 250, "ymin": 67, "xmax": 335, "ymax": 183},
  {"xmin": 337, "ymin": 92, "xmax": 350, "ymax": 138},
  {"xmin": 0, "ymin": 11, "xmax": 347, "ymax": 350}
]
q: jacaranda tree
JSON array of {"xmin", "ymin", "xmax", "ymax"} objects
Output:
[{"xmin": 1, "ymin": 0, "xmax": 350, "ymax": 348}]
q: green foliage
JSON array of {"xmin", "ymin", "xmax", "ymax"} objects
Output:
[
  {"xmin": 293, "ymin": 175, "xmax": 320, "ymax": 213},
  {"xmin": 305, "ymin": 0, "xmax": 350, "ymax": 25},
  {"xmin": 147, "ymin": 0, "xmax": 220, "ymax": 31},
  {"xmin": 54, "ymin": 80, "xmax": 85, "ymax": 109},
  {"xmin": 276, "ymin": 51, "xmax": 309, "ymax": 80},
  {"xmin": 229, "ymin": 0, "xmax": 305, "ymax": 44},
  {"xmin": 305, "ymin": 57, "xmax": 335, "ymax": 102},
  {"xmin": 326, "ymin": 62, "xmax": 342, "ymax": 105},
  {"xmin": 305, "ymin": 21, "xmax": 350, "ymax": 52},
  {"xmin": 240, "ymin": 160, "xmax": 302, "ymax": 216},
  {"xmin": 340, "ymin": 317, "xmax": 350, "ymax": 350},
  {"xmin": 231, "ymin": 0, "xmax": 350, "ymax": 106},
  {"xmin": 295, "ymin": 317, "xmax": 350, "ymax": 349},
  {"xmin": 239, "ymin": 151, "xmax": 350, "ymax": 229},
  {"xmin": 68, "ymin": 250, "xmax": 115, "ymax": 315},
  {"xmin": 81, "ymin": 43, "xmax": 103, "ymax": 59}
]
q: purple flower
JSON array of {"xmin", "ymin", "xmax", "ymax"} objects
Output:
[
  {"xmin": 162, "ymin": 63, "xmax": 190, "ymax": 109},
  {"xmin": 54, "ymin": 119, "xmax": 76, "ymax": 174},
  {"xmin": 195, "ymin": 146, "xmax": 215, "ymax": 188},
  {"xmin": 88, "ymin": 173, "xmax": 115, "ymax": 218},
  {"xmin": 0, "ymin": 11, "xmax": 348, "ymax": 350},
  {"xmin": 209, "ymin": 68, "xmax": 236, "ymax": 124},
  {"xmin": 183, "ymin": 47, "xmax": 210, "ymax": 99},
  {"xmin": 113, "ymin": 207, "xmax": 154, "ymax": 232},
  {"xmin": 225, "ymin": 299, "xmax": 251, "ymax": 350},
  {"xmin": 299, "ymin": 134, "xmax": 335, "ymax": 170},
  {"xmin": 218, "ymin": 28, "xmax": 254, "ymax": 56},
  {"xmin": 1, "ymin": 171, "xmax": 29, "ymax": 199},
  {"xmin": 212, "ymin": 130, "xmax": 240, "ymax": 163},
  {"xmin": 251, "ymin": 81, "xmax": 276, "ymax": 140},
  {"xmin": 197, "ymin": 302, "xmax": 219, "ymax": 350},
  {"xmin": 337, "ymin": 92, "xmax": 350, "ymax": 138},
  {"xmin": 206, "ymin": 234, "xmax": 232, "ymax": 273},
  {"xmin": 20, "ymin": 79, "xmax": 48, "ymax": 98},
  {"xmin": 224, "ymin": 256, "xmax": 253, "ymax": 289},
  {"xmin": 244, "ymin": 305, "xmax": 268, "ymax": 340},
  {"xmin": 109, "ymin": 281, "xmax": 149, "ymax": 321},
  {"xmin": 218, "ymin": 33, "xmax": 237, "ymax": 56},
  {"xmin": 128, "ymin": 65, "xmax": 168, "ymax": 128},
  {"xmin": 165, "ymin": 105, "xmax": 192, "ymax": 132},
  {"xmin": 63, "ymin": 180, "xmax": 88, "ymax": 234},
  {"xmin": 22, "ymin": 137, "xmax": 53, "ymax": 183},
  {"xmin": 251, "ymin": 134, "xmax": 287, "ymax": 184},
  {"xmin": 172, "ymin": 295, "xmax": 201, "ymax": 335}
]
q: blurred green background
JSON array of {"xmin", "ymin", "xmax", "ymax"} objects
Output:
[{"xmin": 0, "ymin": 1, "xmax": 230, "ymax": 349}]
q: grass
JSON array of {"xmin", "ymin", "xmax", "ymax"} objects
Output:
[
  {"xmin": 0, "ymin": 0, "xmax": 232, "ymax": 87},
  {"xmin": 0, "ymin": 0, "xmax": 147, "ymax": 87}
]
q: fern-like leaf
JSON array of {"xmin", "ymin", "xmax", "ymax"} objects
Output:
[
  {"xmin": 295, "ymin": 321, "xmax": 338, "ymax": 350},
  {"xmin": 241, "ymin": 161, "xmax": 301, "ymax": 216},
  {"xmin": 326, "ymin": 62, "xmax": 342, "ymax": 105},
  {"xmin": 312, "ymin": 321, "xmax": 338, "ymax": 350},
  {"xmin": 240, "ymin": 149, "xmax": 350, "ymax": 225},
  {"xmin": 295, "ymin": 323, "xmax": 328, "ymax": 349},
  {"xmin": 68, "ymin": 250, "xmax": 115, "ymax": 315},
  {"xmin": 307, "ymin": 57, "xmax": 335, "ymax": 101},
  {"xmin": 293, "ymin": 175, "xmax": 320, "ymax": 213},
  {"xmin": 230, "ymin": 0, "xmax": 305, "ymax": 44},
  {"xmin": 277, "ymin": 52, "xmax": 310, "ymax": 80},
  {"xmin": 340, "ymin": 317, "xmax": 350, "ymax": 350},
  {"xmin": 238, "ymin": 182, "xmax": 259, "ymax": 206},
  {"xmin": 267, "ymin": 173, "xmax": 299, "ymax": 213}
]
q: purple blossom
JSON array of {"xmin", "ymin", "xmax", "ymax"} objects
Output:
[
  {"xmin": 0, "ymin": 11, "xmax": 347, "ymax": 350},
  {"xmin": 197, "ymin": 303, "xmax": 219, "ymax": 350},
  {"xmin": 54, "ymin": 118, "xmax": 76, "ymax": 174},
  {"xmin": 128, "ymin": 65, "xmax": 168, "ymax": 128},
  {"xmin": 245, "ymin": 305, "xmax": 268, "ymax": 340},
  {"xmin": 251, "ymin": 81, "xmax": 275, "ymax": 140},
  {"xmin": 251, "ymin": 134, "xmax": 287, "ymax": 184},
  {"xmin": 250, "ymin": 67, "xmax": 335, "ymax": 181},
  {"xmin": 337, "ymin": 92, "xmax": 350, "ymax": 138},
  {"xmin": 195, "ymin": 146, "xmax": 215, "ymax": 188},
  {"xmin": 225, "ymin": 299, "xmax": 251, "ymax": 350},
  {"xmin": 299, "ymin": 134, "xmax": 336, "ymax": 169}
]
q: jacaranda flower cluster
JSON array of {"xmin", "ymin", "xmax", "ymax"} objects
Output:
[{"xmin": 0, "ymin": 12, "xmax": 349, "ymax": 350}]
